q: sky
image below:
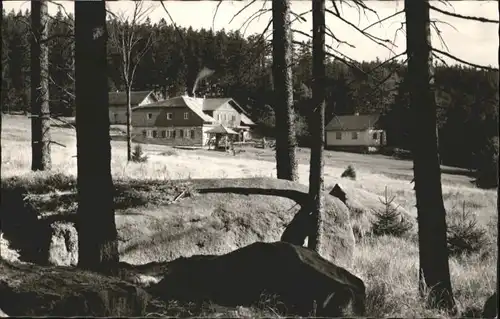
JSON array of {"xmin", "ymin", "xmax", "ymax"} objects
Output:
[{"xmin": 3, "ymin": 1, "xmax": 499, "ymax": 67}]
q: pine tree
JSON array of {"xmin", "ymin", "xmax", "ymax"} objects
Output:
[
  {"xmin": 74, "ymin": 0, "xmax": 119, "ymax": 272},
  {"xmin": 404, "ymin": 0, "xmax": 455, "ymax": 311},
  {"xmin": 272, "ymin": 0, "xmax": 298, "ymax": 181},
  {"xmin": 31, "ymin": 0, "xmax": 51, "ymax": 171},
  {"xmin": 308, "ymin": 0, "xmax": 326, "ymax": 252}
]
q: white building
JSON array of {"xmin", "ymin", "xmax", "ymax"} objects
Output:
[{"xmin": 325, "ymin": 113, "xmax": 386, "ymax": 153}]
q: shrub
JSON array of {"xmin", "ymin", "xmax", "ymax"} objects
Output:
[
  {"xmin": 371, "ymin": 187, "xmax": 413, "ymax": 237},
  {"xmin": 447, "ymin": 201, "xmax": 489, "ymax": 257},
  {"xmin": 131, "ymin": 144, "xmax": 148, "ymax": 163},
  {"xmin": 1, "ymin": 172, "xmax": 75, "ymax": 194},
  {"xmin": 341, "ymin": 165, "xmax": 357, "ymax": 180}
]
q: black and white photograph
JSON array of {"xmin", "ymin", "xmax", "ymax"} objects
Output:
[{"xmin": 0, "ymin": 0, "xmax": 498, "ymax": 317}]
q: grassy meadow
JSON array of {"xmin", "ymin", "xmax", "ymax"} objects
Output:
[{"xmin": 1, "ymin": 114, "xmax": 497, "ymax": 318}]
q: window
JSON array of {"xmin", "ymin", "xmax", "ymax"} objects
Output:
[
  {"xmin": 351, "ymin": 132, "xmax": 358, "ymax": 140},
  {"xmin": 184, "ymin": 112, "xmax": 189, "ymax": 120},
  {"xmin": 231, "ymin": 115, "xmax": 236, "ymax": 122},
  {"xmin": 146, "ymin": 130, "xmax": 152, "ymax": 138},
  {"xmin": 179, "ymin": 129, "xmax": 184, "ymax": 138},
  {"xmin": 372, "ymin": 132, "xmax": 378, "ymax": 140},
  {"xmin": 172, "ymin": 130, "xmax": 176, "ymax": 138},
  {"xmin": 161, "ymin": 130, "xmax": 166, "ymax": 138},
  {"xmin": 152, "ymin": 130, "xmax": 158, "ymax": 138},
  {"xmin": 166, "ymin": 113, "xmax": 173, "ymax": 120},
  {"xmin": 147, "ymin": 113, "xmax": 153, "ymax": 120},
  {"xmin": 336, "ymin": 132, "xmax": 342, "ymax": 140},
  {"xmin": 190, "ymin": 130, "xmax": 195, "ymax": 139},
  {"xmin": 113, "ymin": 113, "xmax": 118, "ymax": 121},
  {"xmin": 142, "ymin": 130, "xmax": 147, "ymax": 138}
]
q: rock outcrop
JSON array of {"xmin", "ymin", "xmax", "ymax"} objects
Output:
[
  {"xmin": 0, "ymin": 260, "xmax": 151, "ymax": 317},
  {"xmin": 150, "ymin": 241, "xmax": 366, "ymax": 317},
  {"xmin": 482, "ymin": 291, "xmax": 498, "ymax": 319}
]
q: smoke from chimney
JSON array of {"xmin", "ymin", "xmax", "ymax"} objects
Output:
[{"xmin": 192, "ymin": 66, "xmax": 215, "ymax": 97}]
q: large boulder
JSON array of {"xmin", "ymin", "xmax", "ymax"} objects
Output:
[
  {"xmin": 2, "ymin": 177, "xmax": 355, "ymax": 268},
  {"xmin": 329, "ymin": 183, "xmax": 414, "ymax": 238},
  {"xmin": 118, "ymin": 178, "xmax": 355, "ymax": 268},
  {"xmin": 483, "ymin": 291, "xmax": 498, "ymax": 319},
  {"xmin": 150, "ymin": 241, "xmax": 366, "ymax": 317},
  {"xmin": 47, "ymin": 222, "xmax": 79, "ymax": 267},
  {"xmin": 0, "ymin": 260, "xmax": 152, "ymax": 317}
]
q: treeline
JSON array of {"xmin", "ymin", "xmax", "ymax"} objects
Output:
[{"xmin": 1, "ymin": 8, "xmax": 498, "ymax": 173}]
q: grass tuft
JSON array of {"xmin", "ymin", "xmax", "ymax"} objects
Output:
[
  {"xmin": 341, "ymin": 165, "xmax": 357, "ymax": 180},
  {"xmin": 132, "ymin": 144, "xmax": 149, "ymax": 163}
]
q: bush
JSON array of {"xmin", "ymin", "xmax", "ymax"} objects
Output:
[
  {"xmin": 131, "ymin": 144, "xmax": 148, "ymax": 163},
  {"xmin": 371, "ymin": 187, "xmax": 413, "ymax": 237},
  {"xmin": 447, "ymin": 201, "xmax": 489, "ymax": 257},
  {"xmin": 1, "ymin": 172, "xmax": 75, "ymax": 194},
  {"xmin": 341, "ymin": 165, "xmax": 357, "ymax": 180}
]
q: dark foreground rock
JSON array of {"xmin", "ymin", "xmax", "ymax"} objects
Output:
[
  {"xmin": 150, "ymin": 241, "xmax": 366, "ymax": 317},
  {"xmin": 482, "ymin": 291, "xmax": 498, "ymax": 319},
  {"xmin": 0, "ymin": 260, "xmax": 152, "ymax": 317}
]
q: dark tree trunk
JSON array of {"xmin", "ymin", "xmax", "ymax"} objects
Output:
[
  {"xmin": 404, "ymin": 0, "xmax": 455, "ymax": 311},
  {"xmin": 0, "ymin": 0, "xmax": 3, "ymax": 244},
  {"xmin": 126, "ymin": 85, "xmax": 132, "ymax": 162},
  {"xmin": 272, "ymin": 0, "xmax": 298, "ymax": 181},
  {"xmin": 307, "ymin": 0, "xmax": 326, "ymax": 252},
  {"xmin": 75, "ymin": 1, "xmax": 119, "ymax": 273},
  {"xmin": 31, "ymin": 0, "xmax": 51, "ymax": 171}
]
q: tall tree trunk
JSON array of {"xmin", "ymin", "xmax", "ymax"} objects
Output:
[
  {"xmin": 272, "ymin": 0, "xmax": 298, "ymax": 181},
  {"xmin": 31, "ymin": 0, "xmax": 51, "ymax": 171},
  {"xmin": 404, "ymin": 0, "xmax": 455, "ymax": 311},
  {"xmin": 0, "ymin": 0, "xmax": 3, "ymax": 247},
  {"xmin": 126, "ymin": 85, "xmax": 132, "ymax": 161},
  {"xmin": 75, "ymin": 1, "xmax": 119, "ymax": 273},
  {"xmin": 307, "ymin": 0, "xmax": 326, "ymax": 252}
]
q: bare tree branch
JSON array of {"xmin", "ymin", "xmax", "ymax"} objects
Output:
[
  {"xmin": 47, "ymin": 1, "xmax": 73, "ymax": 20},
  {"xmin": 325, "ymin": 8, "xmax": 397, "ymax": 54},
  {"xmin": 432, "ymin": 48, "xmax": 499, "ymax": 71},
  {"xmin": 229, "ymin": 0, "xmax": 258, "ymax": 25},
  {"xmin": 430, "ymin": 21, "xmax": 450, "ymax": 52},
  {"xmin": 429, "ymin": 4, "xmax": 499, "ymax": 24},
  {"xmin": 362, "ymin": 10, "xmax": 404, "ymax": 32},
  {"xmin": 325, "ymin": 25, "xmax": 355, "ymax": 48},
  {"xmin": 159, "ymin": 1, "xmax": 184, "ymax": 41},
  {"xmin": 212, "ymin": 1, "xmax": 223, "ymax": 31},
  {"xmin": 241, "ymin": 8, "xmax": 271, "ymax": 36}
]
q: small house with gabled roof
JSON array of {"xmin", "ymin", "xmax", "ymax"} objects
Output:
[
  {"xmin": 108, "ymin": 90, "xmax": 158, "ymax": 124},
  {"xmin": 325, "ymin": 113, "xmax": 386, "ymax": 152}
]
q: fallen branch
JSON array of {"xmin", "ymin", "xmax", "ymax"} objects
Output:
[
  {"xmin": 49, "ymin": 140, "xmax": 67, "ymax": 148},
  {"xmin": 172, "ymin": 190, "xmax": 187, "ymax": 203},
  {"xmin": 50, "ymin": 116, "xmax": 76, "ymax": 130}
]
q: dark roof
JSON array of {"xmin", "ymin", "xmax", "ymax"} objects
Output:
[
  {"xmin": 135, "ymin": 96, "xmax": 214, "ymax": 122},
  {"xmin": 325, "ymin": 114, "xmax": 380, "ymax": 131},
  {"xmin": 202, "ymin": 98, "xmax": 232, "ymax": 111},
  {"xmin": 108, "ymin": 91, "xmax": 153, "ymax": 106}
]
